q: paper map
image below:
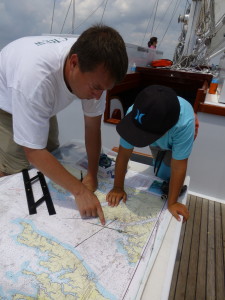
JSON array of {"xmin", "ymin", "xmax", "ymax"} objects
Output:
[{"xmin": 0, "ymin": 143, "xmax": 171, "ymax": 300}]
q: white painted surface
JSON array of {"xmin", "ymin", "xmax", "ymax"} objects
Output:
[
  {"xmin": 139, "ymin": 177, "xmax": 189, "ymax": 300},
  {"xmin": 187, "ymin": 112, "xmax": 225, "ymax": 201},
  {"xmin": 141, "ymin": 217, "xmax": 181, "ymax": 300},
  {"xmin": 57, "ymin": 100, "xmax": 150, "ymax": 155}
]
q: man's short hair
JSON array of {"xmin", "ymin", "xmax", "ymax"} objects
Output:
[{"xmin": 69, "ymin": 24, "xmax": 128, "ymax": 83}]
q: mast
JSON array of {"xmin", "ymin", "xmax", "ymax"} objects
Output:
[
  {"xmin": 182, "ymin": 0, "xmax": 203, "ymax": 56},
  {"xmin": 173, "ymin": 0, "xmax": 204, "ymax": 66}
]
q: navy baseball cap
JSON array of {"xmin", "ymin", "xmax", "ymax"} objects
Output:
[{"xmin": 116, "ymin": 85, "xmax": 180, "ymax": 147}]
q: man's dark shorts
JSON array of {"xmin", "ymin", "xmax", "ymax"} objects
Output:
[{"xmin": 0, "ymin": 109, "xmax": 59, "ymax": 174}]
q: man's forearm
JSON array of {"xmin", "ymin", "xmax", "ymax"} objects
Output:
[
  {"xmin": 23, "ymin": 147, "xmax": 83, "ymax": 196},
  {"xmin": 84, "ymin": 115, "xmax": 102, "ymax": 177},
  {"xmin": 85, "ymin": 128, "xmax": 101, "ymax": 176}
]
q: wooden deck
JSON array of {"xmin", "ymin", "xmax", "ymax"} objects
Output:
[{"xmin": 169, "ymin": 194, "xmax": 225, "ymax": 300}]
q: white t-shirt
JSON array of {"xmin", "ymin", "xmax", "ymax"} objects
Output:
[{"xmin": 0, "ymin": 36, "xmax": 106, "ymax": 149}]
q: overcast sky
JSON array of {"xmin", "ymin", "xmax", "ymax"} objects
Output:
[{"xmin": 0, "ymin": 0, "xmax": 188, "ymax": 59}]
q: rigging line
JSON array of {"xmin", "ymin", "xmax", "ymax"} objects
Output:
[
  {"xmin": 100, "ymin": 0, "xmax": 108, "ymax": 24},
  {"xmin": 50, "ymin": 0, "xmax": 56, "ymax": 34},
  {"xmin": 211, "ymin": 18, "xmax": 225, "ymax": 36},
  {"xmin": 185, "ymin": 0, "xmax": 190, "ymax": 7},
  {"xmin": 209, "ymin": 0, "xmax": 216, "ymax": 34},
  {"xmin": 141, "ymin": 0, "xmax": 158, "ymax": 46},
  {"xmin": 72, "ymin": 0, "xmax": 75, "ymax": 34},
  {"xmin": 150, "ymin": 0, "xmax": 160, "ymax": 37},
  {"xmin": 185, "ymin": 0, "xmax": 190, "ymax": 12},
  {"xmin": 60, "ymin": 0, "xmax": 73, "ymax": 34},
  {"xmin": 197, "ymin": 17, "xmax": 224, "ymax": 53},
  {"xmin": 206, "ymin": 38, "xmax": 225, "ymax": 57},
  {"xmin": 69, "ymin": 0, "xmax": 105, "ymax": 33},
  {"xmin": 153, "ymin": 0, "xmax": 177, "ymax": 35},
  {"xmin": 158, "ymin": 0, "xmax": 182, "ymax": 48}
]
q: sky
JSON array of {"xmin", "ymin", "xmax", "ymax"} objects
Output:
[{"xmin": 0, "ymin": 0, "xmax": 189, "ymax": 59}]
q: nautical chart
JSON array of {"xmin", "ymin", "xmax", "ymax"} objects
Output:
[{"xmin": 0, "ymin": 142, "xmax": 172, "ymax": 300}]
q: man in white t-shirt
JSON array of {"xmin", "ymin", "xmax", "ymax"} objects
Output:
[{"xmin": 0, "ymin": 24, "xmax": 128, "ymax": 225}]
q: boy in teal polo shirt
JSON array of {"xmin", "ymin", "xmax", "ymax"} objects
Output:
[{"xmin": 106, "ymin": 85, "xmax": 195, "ymax": 222}]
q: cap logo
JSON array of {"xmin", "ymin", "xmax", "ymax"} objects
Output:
[{"xmin": 135, "ymin": 109, "xmax": 145, "ymax": 124}]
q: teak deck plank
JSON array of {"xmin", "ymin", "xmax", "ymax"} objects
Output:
[
  {"xmin": 207, "ymin": 200, "xmax": 216, "ymax": 299},
  {"xmin": 168, "ymin": 196, "xmax": 189, "ymax": 297},
  {"xmin": 174, "ymin": 195, "xmax": 196, "ymax": 299},
  {"xmin": 195, "ymin": 198, "xmax": 208, "ymax": 299},
  {"xmin": 215, "ymin": 202, "xmax": 225, "ymax": 299},
  {"xmin": 185, "ymin": 196, "xmax": 202, "ymax": 299},
  {"xmin": 169, "ymin": 196, "xmax": 225, "ymax": 300},
  {"xmin": 222, "ymin": 204, "xmax": 225, "ymax": 277}
]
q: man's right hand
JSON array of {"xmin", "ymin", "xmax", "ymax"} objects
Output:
[
  {"xmin": 22, "ymin": 147, "xmax": 105, "ymax": 224},
  {"xmin": 75, "ymin": 185, "xmax": 105, "ymax": 225}
]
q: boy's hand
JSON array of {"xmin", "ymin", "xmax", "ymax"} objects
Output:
[
  {"xmin": 106, "ymin": 187, "xmax": 127, "ymax": 207},
  {"xmin": 194, "ymin": 113, "xmax": 199, "ymax": 140},
  {"xmin": 168, "ymin": 202, "xmax": 189, "ymax": 222}
]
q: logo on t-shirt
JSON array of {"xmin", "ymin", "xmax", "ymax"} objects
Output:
[{"xmin": 35, "ymin": 37, "xmax": 68, "ymax": 46}]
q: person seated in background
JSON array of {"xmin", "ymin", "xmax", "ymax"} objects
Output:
[
  {"xmin": 148, "ymin": 36, "xmax": 157, "ymax": 49},
  {"xmin": 106, "ymin": 85, "xmax": 197, "ymax": 222},
  {"xmin": 0, "ymin": 24, "xmax": 128, "ymax": 225}
]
